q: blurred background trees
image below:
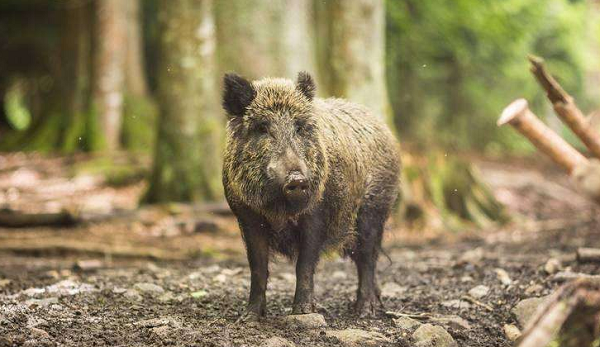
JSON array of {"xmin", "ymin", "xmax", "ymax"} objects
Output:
[{"xmin": 0, "ymin": 0, "xmax": 598, "ymax": 204}]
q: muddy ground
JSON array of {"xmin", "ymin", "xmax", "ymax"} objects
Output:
[{"xmin": 0, "ymin": 154, "xmax": 599, "ymax": 346}]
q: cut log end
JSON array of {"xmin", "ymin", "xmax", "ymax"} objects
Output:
[{"xmin": 498, "ymin": 99, "xmax": 528, "ymax": 126}]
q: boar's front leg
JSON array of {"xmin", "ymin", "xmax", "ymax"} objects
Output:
[
  {"xmin": 238, "ymin": 218, "xmax": 270, "ymax": 321},
  {"xmin": 292, "ymin": 213, "xmax": 325, "ymax": 314}
]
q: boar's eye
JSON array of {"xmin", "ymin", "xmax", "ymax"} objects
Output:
[
  {"xmin": 252, "ymin": 122, "xmax": 269, "ymax": 136},
  {"xmin": 294, "ymin": 120, "xmax": 305, "ymax": 134}
]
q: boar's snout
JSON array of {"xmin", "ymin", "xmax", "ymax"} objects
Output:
[{"xmin": 283, "ymin": 171, "xmax": 309, "ymax": 201}]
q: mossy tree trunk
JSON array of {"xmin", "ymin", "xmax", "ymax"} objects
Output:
[
  {"xmin": 144, "ymin": 0, "xmax": 222, "ymax": 203},
  {"xmin": 93, "ymin": 0, "xmax": 127, "ymax": 151},
  {"xmin": 316, "ymin": 0, "xmax": 392, "ymax": 124},
  {"xmin": 121, "ymin": 0, "xmax": 157, "ymax": 152},
  {"xmin": 215, "ymin": 0, "xmax": 317, "ymax": 80}
]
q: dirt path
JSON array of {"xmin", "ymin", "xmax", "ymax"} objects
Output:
[{"xmin": 1, "ymin": 155, "xmax": 599, "ymax": 346}]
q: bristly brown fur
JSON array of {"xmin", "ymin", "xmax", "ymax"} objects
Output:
[{"xmin": 222, "ymin": 75, "xmax": 401, "ymax": 256}]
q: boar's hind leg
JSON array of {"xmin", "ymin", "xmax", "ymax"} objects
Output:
[
  {"xmin": 351, "ymin": 204, "xmax": 387, "ymax": 316},
  {"xmin": 292, "ymin": 213, "xmax": 326, "ymax": 314},
  {"xmin": 239, "ymin": 219, "xmax": 270, "ymax": 321}
]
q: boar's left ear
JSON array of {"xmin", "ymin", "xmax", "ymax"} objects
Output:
[
  {"xmin": 296, "ymin": 71, "xmax": 316, "ymax": 101},
  {"xmin": 222, "ymin": 73, "xmax": 256, "ymax": 117}
]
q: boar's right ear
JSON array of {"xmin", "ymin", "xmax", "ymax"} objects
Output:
[{"xmin": 222, "ymin": 73, "xmax": 256, "ymax": 117}]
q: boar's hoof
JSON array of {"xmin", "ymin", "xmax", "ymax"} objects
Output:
[
  {"xmin": 353, "ymin": 294, "xmax": 384, "ymax": 318},
  {"xmin": 236, "ymin": 307, "xmax": 264, "ymax": 323},
  {"xmin": 292, "ymin": 302, "xmax": 316, "ymax": 315}
]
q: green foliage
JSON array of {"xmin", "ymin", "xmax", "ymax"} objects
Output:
[
  {"xmin": 386, "ymin": 0, "xmax": 595, "ymax": 153},
  {"xmin": 3, "ymin": 80, "xmax": 31, "ymax": 131},
  {"xmin": 121, "ymin": 95, "xmax": 158, "ymax": 153}
]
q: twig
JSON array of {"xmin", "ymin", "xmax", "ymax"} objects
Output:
[{"xmin": 461, "ymin": 295, "xmax": 494, "ymax": 311}]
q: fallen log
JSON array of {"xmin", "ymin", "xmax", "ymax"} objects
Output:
[
  {"xmin": 498, "ymin": 99, "xmax": 600, "ymax": 203},
  {"xmin": 0, "ymin": 208, "xmax": 77, "ymax": 228},
  {"xmin": 516, "ymin": 278, "xmax": 600, "ymax": 347},
  {"xmin": 529, "ymin": 55, "xmax": 600, "ymax": 159}
]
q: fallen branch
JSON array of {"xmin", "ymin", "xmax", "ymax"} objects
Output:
[
  {"xmin": 498, "ymin": 100, "xmax": 600, "ymax": 202},
  {"xmin": 529, "ymin": 55, "xmax": 600, "ymax": 159},
  {"xmin": 577, "ymin": 248, "xmax": 600, "ymax": 263},
  {"xmin": 0, "ymin": 208, "xmax": 77, "ymax": 228},
  {"xmin": 517, "ymin": 278, "xmax": 600, "ymax": 347}
]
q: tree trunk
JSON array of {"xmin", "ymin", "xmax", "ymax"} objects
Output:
[
  {"xmin": 93, "ymin": 0, "xmax": 127, "ymax": 151},
  {"xmin": 123, "ymin": 0, "xmax": 148, "ymax": 97},
  {"xmin": 215, "ymin": 0, "xmax": 317, "ymax": 80},
  {"xmin": 317, "ymin": 0, "xmax": 392, "ymax": 123},
  {"xmin": 144, "ymin": 0, "xmax": 222, "ymax": 203}
]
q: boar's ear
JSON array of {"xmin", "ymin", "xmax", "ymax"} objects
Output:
[
  {"xmin": 296, "ymin": 71, "xmax": 316, "ymax": 101},
  {"xmin": 222, "ymin": 73, "xmax": 256, "ymax": 117}
]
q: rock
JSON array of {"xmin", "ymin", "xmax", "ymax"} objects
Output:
[
  {"xmin": 325, "ymin": 329, "xmax": 391, "ymax": 347},
  {"xmin": 412, "ymin": 324, "xmax": 458, "ymax": 347},
  {"xmin": 263, "ymin": 336, "xmax": 296, "ymax": 347},
  {"xmin": 22, "ymin": 287, "xmax": 45, "ymax": 297},
  {"xmin": 460, "ymin": 276, "xmax": 474, "ymax": 283},
  {"xmin": 440, "ymin": 299, "xmax": 471, "ymax": 309},
  {"xmin": 381, "ymin": 282, "xmax": 407, "ymax": 297},
  {"xmin": 458, "ymin": 248, "xmax": 484, "ymax": 264},
  {"xmin": 133, "ymin": 282, "xmax": 164, "ymax": 295},
  {"xmin": 393, "ymin": 316, "xmax": 422, "ymax": 330},
  {"xmin": 543, "ymin": 258, "xmax": 562, "ymax": 275},
  {"xmin": 212, "ymin": 274, "xmax": 227, "ymax": 283},
  {"xmin": 24, "ymin": 297, "xmax": 59, "ymax": 308},
  {"xmin": 283, "ymin": 313, "xmax": 327, "ymax": 329},
  {"xmin": 468, "ymin": 285, "xmax": 489, "ymax": 299},
  {"xmin": 29, "ymin": 327, "xmax": 50, "ymax": 339},
  {"xmin": 46, "ymin": 279, "xmax": 96, "ymax": 296},
  {"xmin": 430, "ymin": 316, "xmax": 471, "ymax": 330},
  {"xmin": 279, "ymin": 273, "xmax": 296, "ymax": 282},
  {"xmin": 512, "ymin": 296, "xmax": 548, "ymax": 327},
  {"xmin": 0, "ymin": 279, "xmax": 11, "ymax": 288},
  {"xmin": 503, "ymin": 324, "xmax": 521, "ymax": 341},
  {"xmin": 124, "ymin": 289, "xmax": 143, "ymax": 302},
  {"xmin": 134, "ymin": 318, "xmax": 171, "ymax": 328},
  {"xmin": 524, "ymin": 284, "xmax": 544, "ymax": 295},
  {"xmin": 74, "ymin": 259, "xmax": 103, "ymax": 272},
  {"xmin": 331, "ymin": 271, "xmax": 347, "ymax": 280},
  {"xmin": 151, "ymin": 325, "xmax": 171, "ymax": 338},
  {"xmin": 113, "ymin": 287, "xmax": 127, "ymax": 294},
  {"xmin": 495, "ymin": 269, "xmax": 512, "ymax": 286},
  {"xmin": 158, "ymin": 292, "xmax": 176, "ymax": 303}
]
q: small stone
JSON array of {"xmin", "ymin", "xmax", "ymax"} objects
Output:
[
  {"xmin": 279, "ymin": 273, "xmax": 296, "ymax": 282},
  {"xmin": 212, "ymin": 274, "xmax": 227, "ymax": 283},
  {"xmin": 325, "ymin": 329, "xmax": 391, "ymax": 347},
  {"xmin": 283, "ymin": 313, "xmax": 327, "ymax": 329},
  {"xmin": 331, "ymin": 271, "xmax": 347, "ymax": 280},
  {"xmin": 412, "ymin": 324, "xmax": 458, "ymax": 347},
  {"xmin": 503, "ymin": 324, "xmax": 521, "ymax": 341},
  {"xmin": 124, "ymin": 289, "xmax": 143, "ymax": 302},
  {"xmin": 158, "ymin": 292, "xmax": 175, "ymax": 303},
  {"xmin": 495, "ymin": 269, "xmax": 512, "ymax": 286},
  {"xmin": 24, "ymin": 297, "xmax": 59, "ymax": 308},
  {"xmin": 459, "ymin": 248, "xmax": 483, "ymax": 264},
  {"xmin": 0, "ymin": 279, "xmax": 11, "ymax": 287},
  {"xmin": 524, "ymin": 284, "xmax": 544, "ymax": 295},
  {"xmin": 393, "ymin": 316, "xmax": 422, "ymax": 330},
  {"xmin": 29, "ymin": 327, "xmax": 50, "ymax": 339},
  {"xmin": 460, "ymin": 276, "xmax": 474, "ymax": 283},
  {"xmin": 190, "ymin": 290, "xmax": 208, "ymax": 299},
  {"xmin": 151, "ymin": 325, "xmax": 171, "ymax": 338},
  {"xmin": 74, "ymin": 259, "xmax": 103, "ymax": 272},
  {"xmin": 544, "ymin": 258, "xmax": 562, "ymax": 275},
  {"xmin": 468, "ymin": 285, "xmax": 489, "ymax": 299},
  {"xmin": 512, "ymin": 296, "xmax": 548, "ymax": 327},
  {"xmin": 440, "ymin": 299, "xmax": 471, "ymax": 309},
  {"xmin": 263, "ymin": 336, "xmax": 296, "ymax": 347},
  {"xmin": 135, "ymin": 318, "xmax": 171, "ymax": 328},
  {"xmin": 134, "ymin": 282, "xmax": 164, "ymax": 295},
  {"xmin": 113, "ymin": 287, "xmax": 127, "ymax": 294},
  {"xmin": 430, "ymin": 316, "xmax": 471, "ymax": 330},
  {"xmin": 381, "ymin": 282, "xmax": 407, "ymax": 297}
]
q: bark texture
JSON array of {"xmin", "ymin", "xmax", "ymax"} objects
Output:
[
  {"xmin": 317, "ymin": 0, "xmax": 391, "ymax": 123},
  {"xmin": 93, "ymin": 0, "xmax": 127, "ymax": 151},
  {"xmin": 215, "ymin": 0, "xmax": 317, "ymax": 80},
  {"xmin": 145, "ymin": 0, "xmax": 222, "ymax": 203}
]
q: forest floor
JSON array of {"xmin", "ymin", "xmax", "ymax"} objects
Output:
[{"xmin": 0, "ymin": 153, "xmax": 599, "ymax": 347}]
